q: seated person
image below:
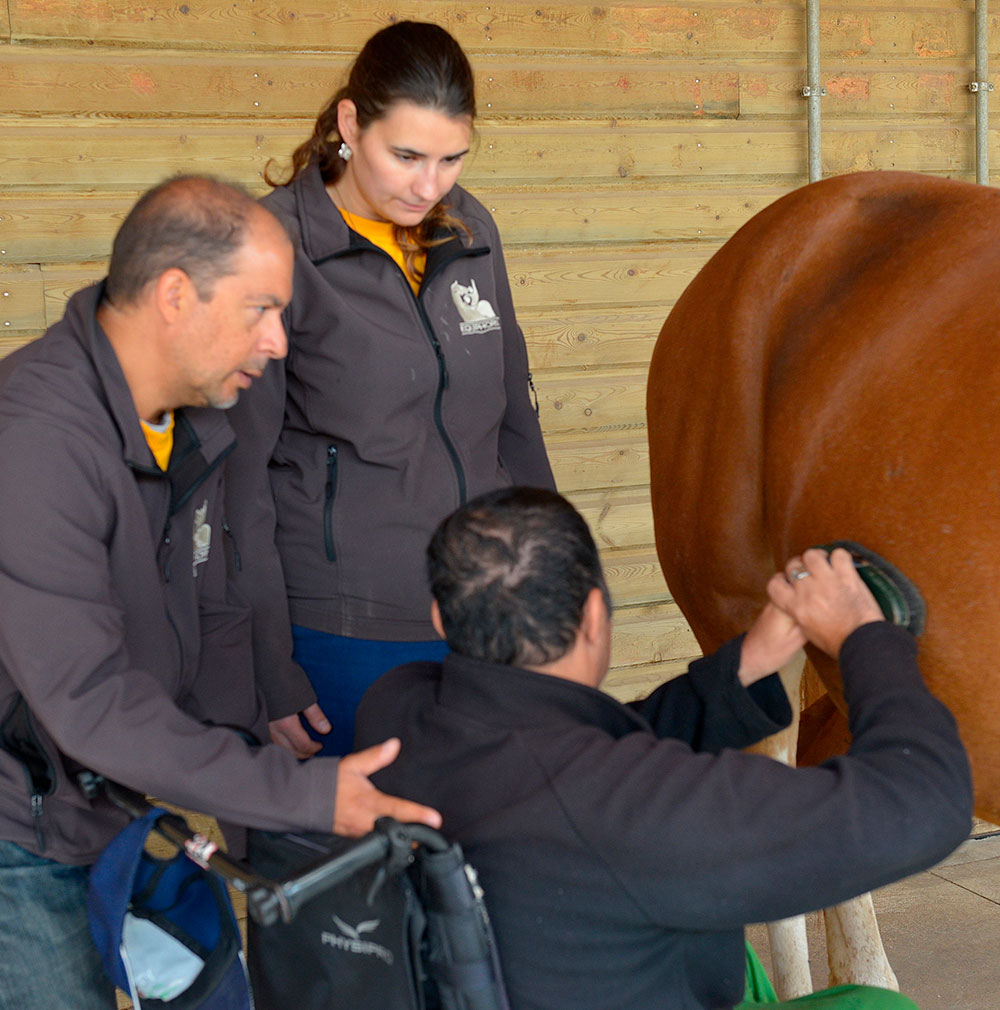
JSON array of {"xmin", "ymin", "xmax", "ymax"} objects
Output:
[{"xmin": 354, "ymin": 486, "xmax": 972, "ymax": 1010}]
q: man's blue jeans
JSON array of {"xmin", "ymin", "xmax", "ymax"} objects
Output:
[{"xmin": 0, "ymin": 840, "xmax": 116, "ymax": 1010}]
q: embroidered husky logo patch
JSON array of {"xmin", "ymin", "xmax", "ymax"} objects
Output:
[
  {"xmin": 451, "ymin": 279, "xmax": 501, "ymax": 335},
  {"xmin": 192, "ymin": 499, "xmax": 211, "ymax": 577}
]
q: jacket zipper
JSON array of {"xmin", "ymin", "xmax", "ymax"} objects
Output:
[
  {"xmin": 412, "ymin": 244, "xmax": 489, "ymax": 505},
  {"xmin": 527, "ymin": 370, "xmax": 540, "ymax": 417},
  {"xmin": 321, "ymin": 237, "xmax": 483, "ymax": 507},
  {"xmin": 414, "ymin": 296, "xmax": 467, "ymax": 504},
  {"xmin": 1, "ymin": 695, "xmax": 56, "ymax": 853},
  {"xmin": 133, "ymin": 429, "xmax": 233, "ymax": 682},
  {"xmin": 30, "ymin": 793, "xmax": 45, "ymax": 850},
  {"xmin": 222, "ymin": 515, "xmax": 242, "ymax": 571},
  {"xmin": 324, "ymin": 444, "xmax": 339, "ymax": 562}
]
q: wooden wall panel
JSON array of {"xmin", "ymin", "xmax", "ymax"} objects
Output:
[
  {"xmin": 600, "ymin": 546, "xmax": 666, "ymax": 607},
  {"xmin": 10, "ymin": 116, "xmax": 977, "ymax": 192},
  {"xmin": 0, "ymin": 48, "xmax": 740, "ymax": 120},
  {"xmin": 604, "ymin": 658, "xmax": 691, "ymax": 700},
  {"xmin": 1, "ymin": 0, "xmax": 992, "ymax": 700},
  {"xmin": 521, "ymin": 309, "xmax": 663, "ymax": 369},
  {"xmin": 0, "ymin": 247, "xmax": 707, "ymax": 343},
  {"xmin": 823, "ymin": 123, "xmax": 975, "ymax": 174},
  {"xmin": 0, "ymin": 120, "xmax": 299, "ymax": 190},
  {"xmin": 477, "ymin": 62, "xmax": 739, "ymax": 117},
  {"xmin": 546, "ymin": 431, "xmax": 649, "ymax": 492},
  {"xmin": 490, "ymin": 184, "xmax": 784, "ymax": 243},
  {"xmin": 571, "ymin": 486, "xmax": 659, "ymax": 551},
  {"xmin": 0, "ymin": 185, "xmax": 779, "ymax": 256},
  {"xmin": 0, "ymin": 337, "xmax": 27, "ymax": 360},
  {"xmin": 506, "ymin": 246, "xmax": 711, "ymax": 310},
  {"xmin": 610, "ymin": 602, "xmax": 699, "ymax": 668},
  {"xmin": 741, "ymin": 65, "xmax": 983, "ymax": 118},
  {"xmin": 40, "ymin": 264, "xmax": 106, "ymax": 326},
  {"xmin": 3, "ymin": 3, "xmax": 985, "ymax": 63},
  {"xmin": 0, "ymin": 194, "xmax": 130, "ymax": 263},
  {"xmin": 472, "ymin": 120, "xmax": 807, "ymax": 182},
  {"xmin": 8, "ymin": 2, "xmax": 803, "ymax": 56},
  {"xmin": 9, "ymin": 3, "xmax": 987, "ymax": 63},
  {"xmin": 0, "ymin": 267, "xmax": 44, "ymax": 333},
  {"xmin": 0, "ymin": 48, "xmax": 350, "ymax": 118},
  {"xmin": 3, "ymin": 118, "xmax": 808, "ymax": 190},
  {"xmin": 535, "ymin": 368, "xmax": 647, "ymax": 436}
]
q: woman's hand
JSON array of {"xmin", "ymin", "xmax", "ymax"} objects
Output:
[{"xmin": 269, "ymin": 702, "xmax": 332, "ymax": 759}]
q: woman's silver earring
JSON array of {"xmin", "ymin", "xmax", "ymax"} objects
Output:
[{"xmin": 338, "ymin": 142, "xmax": 352, "ymax": 162}]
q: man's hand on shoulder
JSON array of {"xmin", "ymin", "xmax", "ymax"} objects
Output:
[
  {"xmin": 334, "ymin": 737, "xmax": 442, "ymax": 837},
  {"xmin": 768, "ymin": 547, "xmax": 885, "ymax": 657}
]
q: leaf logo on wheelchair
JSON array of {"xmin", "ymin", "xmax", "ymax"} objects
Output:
[{"xmin": 321, "ymin": 915, "xmax": 394, "ymax": 965}]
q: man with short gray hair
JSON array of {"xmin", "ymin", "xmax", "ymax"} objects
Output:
[{"xmin": 0, "ymin": 175, "xmax": 438, "ymax": 1010}]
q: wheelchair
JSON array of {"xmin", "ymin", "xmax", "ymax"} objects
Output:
[{"xmin": 101, "ymin": 781, "xmax": 510, "ymax": 1010}]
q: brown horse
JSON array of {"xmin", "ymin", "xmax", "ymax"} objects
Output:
[{"xmin": 647, "ymin": 169, "xmax": 999, "ymax": 993}]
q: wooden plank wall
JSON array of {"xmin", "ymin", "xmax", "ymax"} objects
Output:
[{"xmin": 0, "ymin": 1, "xmax": 991, "ymax": 701}]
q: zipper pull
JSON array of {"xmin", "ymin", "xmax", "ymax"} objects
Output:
[
  {"xmin": 162, "ymin": 519, "xmax": 172, "ymax": 582},
  {"xmin": 222, "ymin": 516, "xmax": 242, "ymax": 572},
  {"xmin": 326, "ymin": 445, "xmax": 338, "ymax": 499},
  {"xmin": 324, "ymin": 445, "xmax": 339, "ymax": 563},
  {"xmin": 431, "ymin": 338, "xmax": 450, "ymax": 388},
  {"xmin": 31, "ymin": 793, "xmax": 44, "ymax": 851},
  {"xmin": 527, "ymin": 370, "xmax": 540, "ymax": 416}
]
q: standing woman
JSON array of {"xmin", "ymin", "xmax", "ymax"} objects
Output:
[{"xmin": 228, "ymin": 21, "xmax": 555, "ymax": 758}]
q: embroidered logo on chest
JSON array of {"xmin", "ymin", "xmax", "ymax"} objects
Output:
[
  {"xmin": 451, "ymin": 279, "xmax": 501, "ymax": 335},
  {"xmin": 192, "ymin": 499, "xmax": 211, "ymax": 577}
]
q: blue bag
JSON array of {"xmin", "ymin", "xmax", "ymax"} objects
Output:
[{"xmin": 87, "ymin": 806, "xmax": 252, "ymax": 1010}]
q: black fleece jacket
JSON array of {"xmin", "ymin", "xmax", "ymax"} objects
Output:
[{"xmin": 355, "ymin": 623, "xmax": 972, "ymax": 1010}]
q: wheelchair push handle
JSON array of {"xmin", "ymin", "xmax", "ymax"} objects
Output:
[
  {"xmin": 253, "ymin": 816, "xmax": 451, "ymax": 925},
  {"xmin": 96, "ymin": 777, "xmax": 448, "ymax": 928}
]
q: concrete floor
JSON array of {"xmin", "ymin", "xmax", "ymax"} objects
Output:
[{"xmin": 746, "ymin": 828, "xmax": 1000, "ymax": 1010}]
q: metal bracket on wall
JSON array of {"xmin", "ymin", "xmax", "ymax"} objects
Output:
[
  {"xmin": 801, "ymin": 86, "xmax": 827, "ymax": 98},
  {"xmin": 969, "ymin": 81, "xmax": 995, "ymax": 93}
]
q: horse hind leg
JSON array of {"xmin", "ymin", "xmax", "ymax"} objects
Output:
[
  {"xmin": 754, "ymin": 652, "xmax": 815, "ymax": 999},
  {"xmin": 756, "ymin": 653, "xmax": 898, "ymax": 996},
  {"xmin": 767, "ymin": 916, "xmax": 813, "ymax": 999},
  {"xmin": 824, "ymin": 896, "xmax": 898, "ymax": 991},
  {"xmin": 768, "ymin": 897, "xmax": 898, "ymax": 997}
]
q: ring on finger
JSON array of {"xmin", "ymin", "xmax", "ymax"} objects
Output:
[{"xmin": 790, "ymin": 569, "xmax": 811, "ymax": 581}]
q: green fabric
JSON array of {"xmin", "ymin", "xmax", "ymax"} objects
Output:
[
  {"xmin": 743, "ymin": 941, "xmax": 779, "ymax": 1003},
  {"xmin": 737, "ymin": 943, "xmax": 920, "ymax": 1009},
  {"xmin": 735, "ymin": 985, "xmax": 919, "ymax": 1009}
]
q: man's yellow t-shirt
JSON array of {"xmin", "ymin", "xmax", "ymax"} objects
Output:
[{"xmin": 140, "ymin": 412, "xmax": 175, "ymax": 471}]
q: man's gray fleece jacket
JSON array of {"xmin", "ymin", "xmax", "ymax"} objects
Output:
[{"xmin": 0, "ymin": 284, "xmax": 337, "ymax": 864}]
